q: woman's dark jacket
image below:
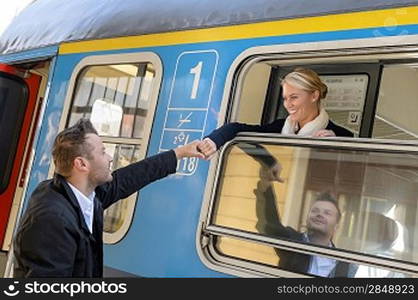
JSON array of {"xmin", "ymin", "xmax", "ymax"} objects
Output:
[{"xmin": 206, "ymin": 119, "xmax": 353, "ymax": 149}]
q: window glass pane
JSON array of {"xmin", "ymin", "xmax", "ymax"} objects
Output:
[
  {"xmin": 214, "ymin": 236, "xmax": 410, "ymax": 278},
  {"xmin": 0, "ymin": 74, "xmax": 28, "ymax": 193},
  {"xmin": 103, "ymin": 143, "xmax": 141, "ymax": 233},
  {"xmin": 66, "ymin": 59, "xmax": 160, "ymax": 242},
  {"xmin": 68, "ymin": 63, "xmax": 156, "ymax": 139},
  {"xmin": 373, "ymin": 65, "xmax": 418, "ymax": 140},
  {"xmin": 211, "ymin": 141, "xmax": 418, "ymax": 277}
]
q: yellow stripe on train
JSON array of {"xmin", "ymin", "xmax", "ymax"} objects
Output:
[{"xmin": 60, "ymin": 6, "xmax": 418, "ymax": 54}]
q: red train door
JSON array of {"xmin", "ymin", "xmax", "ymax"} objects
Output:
[{"xmin": 0, "ymin": 64, "xmax": 41, "ymax": 248}]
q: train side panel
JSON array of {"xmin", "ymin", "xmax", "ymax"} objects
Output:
[{"xmin": 19, "ymin": 9, "xmax": 418, "ymax": 277}]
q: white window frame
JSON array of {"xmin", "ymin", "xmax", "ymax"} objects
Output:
[
  {"xmin": 196, "ymin": 35, "xmax": 418, "ymax": 277},
  {"xmin": 202, "ymin": 135, "xmax": 418, "ymax": 277}
]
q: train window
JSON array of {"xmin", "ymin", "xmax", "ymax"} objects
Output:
[
  {"xmin": 204, "ymin": 137, "xmax": 418, "ymax": 277},
  {"xmin": 67, "ymin": 60, "xmax": 160, "ymax": 243},
  {"xmin": 233, "ymin": 62, "xmax": 381, "ymax": 138},
  {"xmin": 0, "ymin": 73, "xmax": 28, "ymax": 194},
  {"xmin": 372, "ymin": 64, "xmax": 418, "ymax": 140}
]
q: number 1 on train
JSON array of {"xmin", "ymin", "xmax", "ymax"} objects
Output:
[{"xmin": 189, "ymin": 61, "xmax": 202, "ymax": 99}]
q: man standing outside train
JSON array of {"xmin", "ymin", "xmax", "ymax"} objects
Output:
[{"xmin": 13, "ymin": 118, "xmax": 204, "ymax": 277}]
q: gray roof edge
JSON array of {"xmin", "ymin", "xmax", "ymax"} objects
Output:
[{"xmin": 2, "ymin": 0, "xmax": 418, "ymax": 55}]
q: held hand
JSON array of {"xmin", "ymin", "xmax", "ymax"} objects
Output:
[
  {"xmin": 197, "ymin": 138, "xmax": 217, "ymax": 159},
  {"xmin": 313, "ymin": 129, "xmax": 336, "ymax": 137},
  {"xmin": 260, "ymin": 163, "xmax": 284, "ymax": 183},
  {"xmin": 270, "ymin": 163, "xmax": 285, "ymax": 183},
  {"xmin": 174, "ymin": 140, "xmax": 205, "ymax": 160}
]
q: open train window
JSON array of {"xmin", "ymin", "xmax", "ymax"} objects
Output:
[
  {"xmin": 0, "ymin": 73, "xmax": 28, "ymax": 194},
  {"xmin": 232, "ymin": 62, "xmax": 381, "ymax": 138},
  {"xmin": 231, "ymin": 58, "xmax": 418, "ymax": 143},
  {"xmin": 274, "ymin": 64, "xmax": 381, "ymax": 137},
  {"xmin": 65, "ymin": 53, "xmax": 162, "ymax": 243},
  {"xmin": 202, "ymin": 136, "xmax": 418, "ymax": 277}
]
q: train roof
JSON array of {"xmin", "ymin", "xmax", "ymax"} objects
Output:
[{"xmin": 1, "ymin": 0, "xmax": 418, "ymax": 55}]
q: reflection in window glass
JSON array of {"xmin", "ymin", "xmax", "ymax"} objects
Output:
[
  {"xmin": 91, "ymin": 99, "xmax": 123, "ymax": 137},
  {"xmin": 68, "ymin": 62, "xmax": 156, "ymax": 235},
  {"xmin": 68, "ymin": 63, "xmax": 155, "ymax": 139},
  {"xmin": 210, "ymin": 142, "xmax": 418, "ymax": 277},
  {"xmin": 103, "ymin": 143, "xmax": 141, "ymax": 233}
]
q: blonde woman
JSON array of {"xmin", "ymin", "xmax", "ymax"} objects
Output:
[{"xmin": 198, "ymin": 68, "xmax": 353, "ymax": 158}]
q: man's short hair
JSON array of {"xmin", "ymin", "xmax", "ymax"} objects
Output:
[
  {"xmin": 52, "ymin": 118, "xmax": 98, "ymax": 177},
  {"xmin": 314, "ymin": 191, "xmax": 342, "ymax": 222}
]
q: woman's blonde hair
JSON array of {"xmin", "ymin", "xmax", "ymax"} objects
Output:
[{"xmin": 281, "ymin": 68, "xmax": 328, "ymax": 101}]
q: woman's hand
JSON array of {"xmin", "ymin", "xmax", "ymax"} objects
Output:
[
  {"xmin": 313, "ymin": 129, "xmax": 336, "ymax": 137},
  {"xmin": 197, "ymin": 138, "xmax": 217, "ymax": 159}
]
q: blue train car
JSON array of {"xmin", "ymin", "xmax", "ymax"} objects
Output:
[{"xmin": 1, "ymin": 0, "xmax": 418, "ymax": 277}]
